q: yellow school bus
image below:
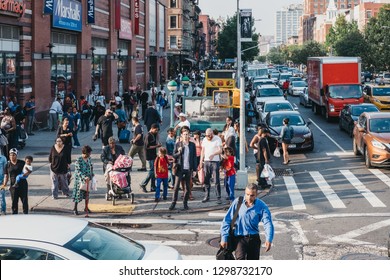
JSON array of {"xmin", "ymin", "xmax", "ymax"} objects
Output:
[{"xmin": 204, "ymin": 70, "xmax": 235, "ymax": 96}]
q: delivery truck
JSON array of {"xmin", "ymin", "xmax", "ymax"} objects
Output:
[{"xmin": 307, "ymin": 57, "xmax": 363, "ymax": 121}]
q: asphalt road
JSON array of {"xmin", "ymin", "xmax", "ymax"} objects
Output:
[{"xmin": 101, "ymin": 94, "xmax": 390, "ymax": 260}]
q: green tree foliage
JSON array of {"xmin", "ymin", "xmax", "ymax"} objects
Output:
[
  {"xmin": 334, "ymin": 30, "xmax": 368, "ymax": 58},
  {"xmin": 281, "ymin": 41, "xmax": 326, "ymax": 66},
  {"xmin": 364, "ymin": 4, "xmax": 390, "ymax": 71},
  {"xmin": 216, "ymin": 14, "xmax": 260, "ymax": 62},
  {"xmin": 326, "ymin": 15, "xmax": 358, "ymax": 49},
  {"xmin": 267, "ymin": 47, "xmax": 285, "ymax": 65}
]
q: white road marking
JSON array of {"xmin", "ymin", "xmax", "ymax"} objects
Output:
[
  {"xmin": 290, "ymin": 221, "xmax": 309, "ymax": 245},
  {"xmin": 309, "ymin": 171, "xmax": 346, "ymax": 208},
  {"xmin": 308, "ymin": 118, "xmax": 346, "ymax": 152},
  {"xmin": 89, "ymin": 218, "xmax": 221, "ymax": 226},
  {"xmin": 320, "ymin": 218, "xmax": 390, "ymax": 245},
  {"xmin": 283, "ymin": 176, "xmax": 306, "ymax": 210},
  {"xmin": 181, "ymin": 255, "xmax": 274, "ymax": 260},
  {"xmin": 369, "ymin": 169, "xmax": 390, "ymax": 188},
  {"xmin": 326, "ymin": 152, "xmax": 355, "ymax": 156},
  {"xmin": 340, "ymin": 170, "xmax": 386, "ymax": 207}
]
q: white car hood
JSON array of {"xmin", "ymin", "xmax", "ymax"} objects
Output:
[{"xmin": 142, "ymin": 243, "xmax": 183, "ymax": 260}]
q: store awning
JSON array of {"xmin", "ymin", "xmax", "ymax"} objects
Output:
[{"xmin": 184, "ymin": 58, "xmax": 197, "ymax": 65}]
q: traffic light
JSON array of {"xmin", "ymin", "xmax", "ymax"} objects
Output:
[{"xmin": 231, "ymin": 88, "xmax": 240, "ymax": 108}]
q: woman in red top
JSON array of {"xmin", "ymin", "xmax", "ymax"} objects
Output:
[
  {"xmin": 222, "ymin": 147, "xmax": 236, "ymax": 203},
  {"xmin": 154, "ymin": 147, "xmax": 169, "ymax": 202}
]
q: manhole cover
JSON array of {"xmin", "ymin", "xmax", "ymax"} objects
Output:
[
  {"xmin": 340, "ymin": 253, "xmax": 389, "ymax": 260},
  {"xmin": 207, "ymin": 237, "xmax": 221, "ymax": 248},
  {"xmin": 274, "ymin": 212, "xmax": 310, "ymax": 221},
  {"xmin": 34, "ymin": 152, "xmax": 50, "ymax": 156},
  {"xmin": 274, "ymin": 168, "xmax": 293, "ymax": 176}
]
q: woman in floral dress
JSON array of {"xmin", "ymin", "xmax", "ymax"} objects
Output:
[{"xmin": 72, "ymin": 145, "xmax": 93, "ymax": 215}]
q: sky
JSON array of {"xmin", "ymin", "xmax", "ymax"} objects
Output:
[{"xmin": 198, "ymin": 0, "xmax": 303, "ymax": 36}]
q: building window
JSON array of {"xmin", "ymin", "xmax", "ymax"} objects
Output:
[
  {"xmin": 170, "ymin": 0, "xmax": 176, "ymax": 8},
  {"xmin": 170, "ymin": 36, "xmax": 177, "ymax": 49},
  {"xmin": 366, "ymin": 10, "xmax": 372, "ymax": 19},
  {"xmin": 170, "ymin": 16, "xmax": 177, "ymax": 29}
]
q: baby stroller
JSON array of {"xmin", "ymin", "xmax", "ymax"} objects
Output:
[
  {"xmin": 17, "ymin": 125, "xmax": 28, "ymax": 149},
  {"xmin": 104, "ymin": 155, "xmax": 134, "ymax": 206}
]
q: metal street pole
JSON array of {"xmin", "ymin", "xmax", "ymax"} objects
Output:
[
  {"xmin": 167, "ymin": 80, "xmax": 178, "ymax": 128},
  {"xmin": 236, "ymin": 0, "xmax": 248, "ymax": 189}
]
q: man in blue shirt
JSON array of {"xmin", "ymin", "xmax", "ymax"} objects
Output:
[
  {"xmin": 220, "ymin": 183, "xmax": 274, "ymax": 260},
  {"xmin": 24, "ymin": 95, "xmax": 36, "ymax": 136}
]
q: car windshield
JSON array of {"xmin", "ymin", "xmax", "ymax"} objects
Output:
[
  {"xmin": 280, "ymin": 74, "xmax": 292, "ymax": 80},
  {"xmin": 292, "ymin": 81, "xmax": 306, "ymax": 87},
  {"xmin": 351, "ymin": 106, "xmax": 379, "ymax": 116},
  {"xmin": 257, "ymin": 88, "xmax": 283, "ymax": 97},
  {"xmin": 384, "ymin": 73, "xmax": 390, "ymax": 79},
  {"xmin": 373, "ymin": 87, "xmax": 390, "ymax": 97},
  {"xmin": 264, "ymin": 103, "xmax": 293, "ymax": 112},
  {"xmin": 370, "ymin": 118, "xmax": 390, "ymax": 133},
  {"xmin": 65, "ymin": 222, "xmax": 145, "ymax": 260},
  {"xmin": 328, "ymin": 85, "xmax": 363, "ymax": 99},
  {"xmin": 271, "ymin": 73, "xmax": 279, "ymax": 78},
  {"xmin": 269, "ymin": 114, "xmax": 305, "ymax": 126}
]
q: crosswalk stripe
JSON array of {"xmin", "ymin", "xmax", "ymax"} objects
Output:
[
  {"xmin": 340, "ymin": 170, "xmax": 386, "ymax": 208},
  {"xmin": 369, "ymin": 169, "xmax": 390, "ymax": 188},
  {"xmin": 283, "ymin": 176, "xmax": 306, "ymax": 210},
  {"xmin": 139, "ymin": 240, "xmax": 204, "ymax": 246},
  {"xmin": 309, "ymin": 171, "xmax": 346, "ymax": 208}
]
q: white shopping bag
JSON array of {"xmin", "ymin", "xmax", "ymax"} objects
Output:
[
  {"xmin": 260, "ymin": 164, "xmax": 275, "ymax": 181},
  {"xmin": 273, "ymin": 148, "xmax": 281, "ymax": 158}
]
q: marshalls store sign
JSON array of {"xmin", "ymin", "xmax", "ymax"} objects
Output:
[{"xmin": 53, "ymin": 0, "xmax": 82, "ymax": 32}]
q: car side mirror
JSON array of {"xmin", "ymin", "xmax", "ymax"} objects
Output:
[
  {"xmin": 307, "ymin": 121, "xmax": 312, "ymax": 125},
  {"xmin": 358, "ymin": 126, "xmax": 365, "ymax": 133}
]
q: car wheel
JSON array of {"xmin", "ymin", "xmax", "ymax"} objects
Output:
[
  {"xmin": 364, "ymin": 147, "xmax": 372, "ymax": 168},
  {"xmin": 353, "ymin": 138, "xmax": 361, "ymax": 155}
]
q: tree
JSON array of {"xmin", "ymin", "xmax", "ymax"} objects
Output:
[
  {"xmin": 267, "ymin": 47, "xmax": 285, "ymax": 65},
  {"xmin": 364, "ymin": 4, "xmax": 390, "ymax": 71},
  {"xmin": 334, "ymin": 30, "xmax": 368, "ymax": 59},
  {"xmin": 216, "ymin": 13, "xmax": 260, "ymax": 62}
]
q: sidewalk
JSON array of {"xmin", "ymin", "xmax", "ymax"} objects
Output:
[{"xmin": 7, "ymin": 94, "xmax": 272, "ymax": 217}]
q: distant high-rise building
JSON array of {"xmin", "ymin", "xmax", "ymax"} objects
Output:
[{"xmin": 275, "ymin": 4, "xmax": 303, "ymax": 46}]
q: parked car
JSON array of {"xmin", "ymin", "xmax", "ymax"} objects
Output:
[
  {"xmin": 339, "ymin": 103, "xmax": 379, "ymax": 137},
  {"xmin": 0, "ymin": 215, "xmax": 183, "ymax": 260},
  {"xmin": 264, "ymin": 110, "xmax": 314, "ymax": 152},
  {"xmin": 361, "ymin": 71, "xmax": 373, "ymax": 82},
  {"xmin": 383, "ymin": 72, "xmax": 390, "ymax": 84},
  {"xmin": 299, "ymin": 88, "xmax": 311, "ymax": 108},
  {"xmin": 259, "ymin": 99, "xmax": 297, "ymax": 122},
  {"xmin": 288, "ymin": 80, "xmax": 307, "ymax": 96},
  {"xmin": 353, "ymin": 112, "xmax": 390, "ymax": 168}
]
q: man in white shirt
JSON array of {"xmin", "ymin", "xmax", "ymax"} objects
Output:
[
  {"xmin": 199, "ymin": 128, "xmax": 223, "ymax": 204},
  {"xmin": 174, "ymin": 113, "xmax": 191, "ymax": 134},
  {"xmin": 49, "ymin": 97, "xmax": 63, "ymax": 131}
]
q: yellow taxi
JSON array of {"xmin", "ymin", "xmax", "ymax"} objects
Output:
[{"xmin": 363, "ymin": 84, "xmax": 390, "ymax": 111}]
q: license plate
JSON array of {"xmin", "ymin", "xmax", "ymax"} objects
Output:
[{"xmin": 288, "ymin": 144, "xmax": 296, "ymax": 148}]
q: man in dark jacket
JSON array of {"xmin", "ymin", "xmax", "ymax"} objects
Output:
[
  {"xmin": 169, "ymin": 128, "xmax": 197, "ymax": 211},
  {"xmin": 144, "ymin": 102, "xmax": 161, "ymax": 131},
  {"xmin": 139, "ymin": 91, "xmax": 149, "ymax": 120}
]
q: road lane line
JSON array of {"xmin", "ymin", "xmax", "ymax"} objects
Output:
[
  {"xmin": 320, "ymin": 218, "xmax": 390, "ymax": 245},
  {"xmin": 340, "ymin": 170, "xmax": 386, "ymax": 207},
  {"xmin": 308, "ymin": 118, "xmax": 346, "ymax": 152},
  {"xmin": 138, "ymin": 240, "xmax": 204, "ymax": 246},
  {"xmin": 116, "ymin": 229, "xmax": 221, "ymax": 235},
  {"xmin": 309, "ymin": 171, "xmax": 346, "ymax": 208},
  {"xmin": 283, "ymin": 176, "xmax": 306, "ymax": 210},
  {"xmin": 369, "ymin": 169, "xmax": 390, "ymax": 188}
]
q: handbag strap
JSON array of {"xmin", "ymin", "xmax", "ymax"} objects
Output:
[{"xmin": 230, "ymin": 196, "xmax": 244, "ymax": 232}]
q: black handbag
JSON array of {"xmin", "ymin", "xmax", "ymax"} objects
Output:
[{"xmin": 216, "ymin": 196, "xmax": 244, "ymax": 260}]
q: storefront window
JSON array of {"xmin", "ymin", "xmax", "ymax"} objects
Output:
[
  {"xmin": 91, "ymin": 55, "xmax": 106, "ymax": 96},
  {"xmin": 0, "ymin": 53, "xmax": 18, "ymax": 110},
  {"xmin": 50, "ymin": 55, "xmax": 76, "ymax": 100}
]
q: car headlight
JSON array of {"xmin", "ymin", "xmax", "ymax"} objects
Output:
[
  {"xmin": 329, "ymin": 104, "xmax": 335, "ymax": 112},
  {"xmin": 303, "ymin": 132, "xmax": 312, "ymax": 138},
  {"xmin": 371, "ymin": 139, "xmax": 386, "ymax": 150}
]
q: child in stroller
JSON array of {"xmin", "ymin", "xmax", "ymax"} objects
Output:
[{"xmin": 104, "ymin": 154, "xmax": 134, "ymax": 205}]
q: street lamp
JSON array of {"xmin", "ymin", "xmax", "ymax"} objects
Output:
[
  {"xmin": 167, "ymin": 80, "xmax": 178, "ymax": 128},
  {"xmin": 181, "ymin": 76, "xmax": 190, "ymax": 96}
]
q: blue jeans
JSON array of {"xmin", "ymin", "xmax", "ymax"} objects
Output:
[
  {"xmin": 225, "ymin": 174, "xmax": 236, "ymax": 202},
  {"xmin": 72, "ymin": 129, "xmax": 80, "ymax": 146},
  {"xmin": 141, "ymin": 160, "xmax": 155, "ymax": 190},
  {"xmin": 0, "ymin": 189, "xmax": 5, "ymax": 212},
  {"xmin": 16, "ymin": 174, "xmax": 28, "ymax": 184},
  {"xmin": 155, "ymin": 178, "xmax": 168, "ymax": 199}
]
